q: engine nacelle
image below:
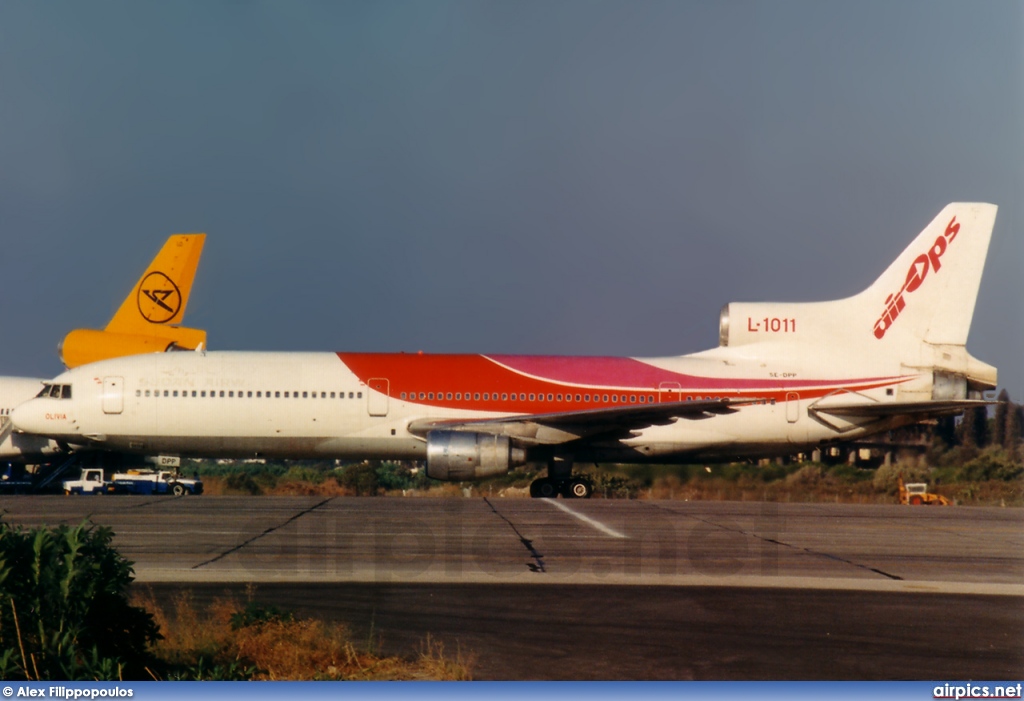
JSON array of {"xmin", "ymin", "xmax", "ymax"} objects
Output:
[
  {"xmin": 425, "ymin": 431, "xmax": 527, "ymax": 481},
  {"xmin": 60, "ymin": 327, "xmax": 207, "ymax": 368}
]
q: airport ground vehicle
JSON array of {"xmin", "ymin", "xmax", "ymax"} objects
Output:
[
  {"xmin": 897, "ymin": 474, "xmax": 951, "ymax": 506},
  {"xmin": 63, "ymin": 468, "xmax": 203, "ymax": 496}
]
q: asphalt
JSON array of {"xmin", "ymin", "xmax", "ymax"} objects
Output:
[{"xmin": 2, "ymin": 495, "xmax": 1021, "ymax": 679}]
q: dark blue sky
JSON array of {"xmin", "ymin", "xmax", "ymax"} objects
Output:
[{"xmin": 1, "ymin": 1, "xmax": 1021, "ymax": 398}]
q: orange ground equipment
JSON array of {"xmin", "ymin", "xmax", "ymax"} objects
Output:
[{"xmin": 897, "ymin": 474, "xmax": 952, "ymax": 506}]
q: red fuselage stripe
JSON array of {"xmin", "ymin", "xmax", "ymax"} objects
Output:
[{"xmin": 336, "ymin": 353, "xmax": 908, "ymax": 413}]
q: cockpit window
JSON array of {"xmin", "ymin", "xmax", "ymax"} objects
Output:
[{"xmin": 36, "ymin": 383, "xmax": 72, "ymax": 399}]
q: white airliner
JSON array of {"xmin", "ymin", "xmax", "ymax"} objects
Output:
[
  {"xmin": 0, "ymin": 234, "xmax": 206, "ymax": 464},
  {"xmin": 10, "ymin": 204, "xmax": 998, "ymax": 498}
]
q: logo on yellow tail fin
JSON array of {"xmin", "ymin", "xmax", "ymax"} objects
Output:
[
  {"xmin": 60, "ymin": 233, "xmax": 207, "ymax": 368},
  {"xmin": 137, "ymin": 271, "xmax": 183, "ymax": 323}
]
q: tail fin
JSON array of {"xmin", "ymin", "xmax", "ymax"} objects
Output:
[
  {"xmin": 720, "ymin": 203, "xmax": 997, "ymax": 352},
  {"xmin": 60, "ymin": 234, "xmax": 208, "ymax": 368},
  {"xmin": 718, "ymin": 203, "xmax": 998, "ymax": 397},
  {"xmin": 861, "ymin": 203, "xmax": 996, "ymax": 347},
  {"xmin": 106, "ymin": 233, "xmax": 206, "ymax": 332}
]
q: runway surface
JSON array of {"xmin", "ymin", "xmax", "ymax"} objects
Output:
[{"xmin": 1, "ymin": 495, "xmax": 1021, "ymax": 679}]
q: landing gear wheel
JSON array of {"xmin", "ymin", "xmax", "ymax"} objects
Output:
[
  {"xmin": 530, "ymin": 478, "xmax": 559, "ymax": 499},
  {"xmin": 565, "ymin": 477, "xmax": 593, "ymax": 499}
]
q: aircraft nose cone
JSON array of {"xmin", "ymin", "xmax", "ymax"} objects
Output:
[{"xmin": 10, "ymin": 402, "xmax": 45, "ymax": 435}]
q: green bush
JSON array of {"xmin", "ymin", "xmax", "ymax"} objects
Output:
[
  {"xmin": 872, "ymin": 461, "xmax": 929, "ymax": 492},
  {"xmin": 0, "ymin": 522, "xmax": 160, "ymax": 680},
  {"xmin": 753, "ymin": 462, "xmax": 803, "ymax": 483},
  {"xmin": 590, "ymin": 472, "xmax": 643, "ymax": 498},
  {"xmin": 224, "ymin": 472, "xmax": 264, "ymax": 495},
  {"xmin": 785, "ymin": 464, "xmax": 823, "ymax": 487},
  {"xmin": 956, "ymin": 449, "xmax": 1024, "ymax": 482},
  {"xmin": 336, "ymin": 462, "xmax": 380, "ymax": 496},
  {"xmin": 190, "ymin": 460, "xmax": 288, "ymax": 479},
  {"xmin": 824, "ymin": 463, "xmax": 874, "ymax": 483},
  {"xmin": 229, "ymin": 601, "xmax": 295, "ymax": 630},
  {"xmin": 375, "ymin": 462, "xmax": 429, "ymax": 492},
  {"xmin": 280, "ymin": 465, "xmax": 327, "ymax": 484}
]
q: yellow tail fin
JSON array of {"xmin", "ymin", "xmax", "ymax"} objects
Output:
[
  {"xmin": 106, "ymin": 233, "xmax": 205, "ymax": 332},
  {"xmin": 60, "ymin": 234, "xmax": 208, "ymax": 368}
]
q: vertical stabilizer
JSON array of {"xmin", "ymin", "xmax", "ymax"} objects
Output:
[
  {"xmin": 59, "ymin": 234, "xmax": 208, "ymax": 368},
  {"xmin": 106, "ymin": 233, "xmax": 206, "ymax": 332},
  {"xmin": 717, "ymin": 203, "xmax": 997, "ymax": 387},
  {"xmin": 861, "ymin": 203, "xmax": 996, "ymax": 347}
]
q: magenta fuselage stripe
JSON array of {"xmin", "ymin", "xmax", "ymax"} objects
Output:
[{"xmin": 484, "ymin": 354, "xmax": 900, "ymax": 391}]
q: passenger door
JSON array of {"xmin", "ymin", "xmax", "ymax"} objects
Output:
[
  {"xmin": 659, "ymin": 382, "xmax": 682, "ymax": 403},
  {"xmin": 367, "ymin": 378, "xmax": 389, "ymax": 417},
  {"xmin": 785, "ymin": 392, "xmax": 800, "ymax": 423},
  {"xmin": 102, "ymin": 376, "xmax": 124, "ymax": 415}
]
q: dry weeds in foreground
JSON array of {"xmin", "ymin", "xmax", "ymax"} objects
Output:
[{"xmin": 134, "ymin": 590, "xmax": 473, "ymax": 680}]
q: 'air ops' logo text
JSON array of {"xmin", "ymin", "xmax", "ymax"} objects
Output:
[
  {"xmin": 873, "ymin": 216, "xmax": 960, "ymax": 339},
  {"xmin": 137, "ymin": 271, "xmax": 182, "ymax": 324}
]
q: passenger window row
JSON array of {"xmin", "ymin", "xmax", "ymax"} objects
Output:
[
  {"xmin": 134, "ymin": 389, "xmax": 364, "ymax": 399},
  {"xmin": 398, "ymin": 391, "xmax": 657, "ymax": 404}
]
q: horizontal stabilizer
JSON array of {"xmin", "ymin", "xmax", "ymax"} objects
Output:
[{"xmin": 812, "ymin": 399, "xmax": 993, "ymax": 420}]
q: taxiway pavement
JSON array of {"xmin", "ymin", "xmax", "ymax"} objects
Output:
[{"xmin": 2, "ymin": 496, "xmax": 1021, "ymax": 678}]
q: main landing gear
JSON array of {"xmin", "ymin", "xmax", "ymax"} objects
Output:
[{"xmin": 528, "ymin": 460, "xmax": 593, "ymax": 499}]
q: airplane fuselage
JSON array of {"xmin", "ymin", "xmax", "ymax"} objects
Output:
[
  {"xmin": 8, "ymin": 203, "xmax": 1001, "ymax": 491},
  {"xmin": 11, "ymin": 348, "xmax": 916, "ymax": 465}
]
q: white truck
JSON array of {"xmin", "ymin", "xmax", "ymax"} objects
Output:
[{"xmin": 63, "ymin": 468, "xmax": 203, "ymax": 496}]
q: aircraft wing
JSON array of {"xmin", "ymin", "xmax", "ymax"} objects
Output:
[
  {"xmin": 407, "ymin": 397, "xmax": 760, "ymax": 445},
  {"xmin": 810, "ymin": 398, "xmax": 994, "ymax": 420}
]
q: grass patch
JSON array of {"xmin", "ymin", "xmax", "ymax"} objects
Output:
[
  {"xmin": 0, "ymin": 520, "xmax": 473, "ymax": 681},
  {"xmin": 134, "ymin": 589, "xmax": 473, "ymax": 680}
]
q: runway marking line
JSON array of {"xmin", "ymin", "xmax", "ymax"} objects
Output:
[{"xmin": 545, "ymin": 499, "xmax": 628, "ymax": 539}]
